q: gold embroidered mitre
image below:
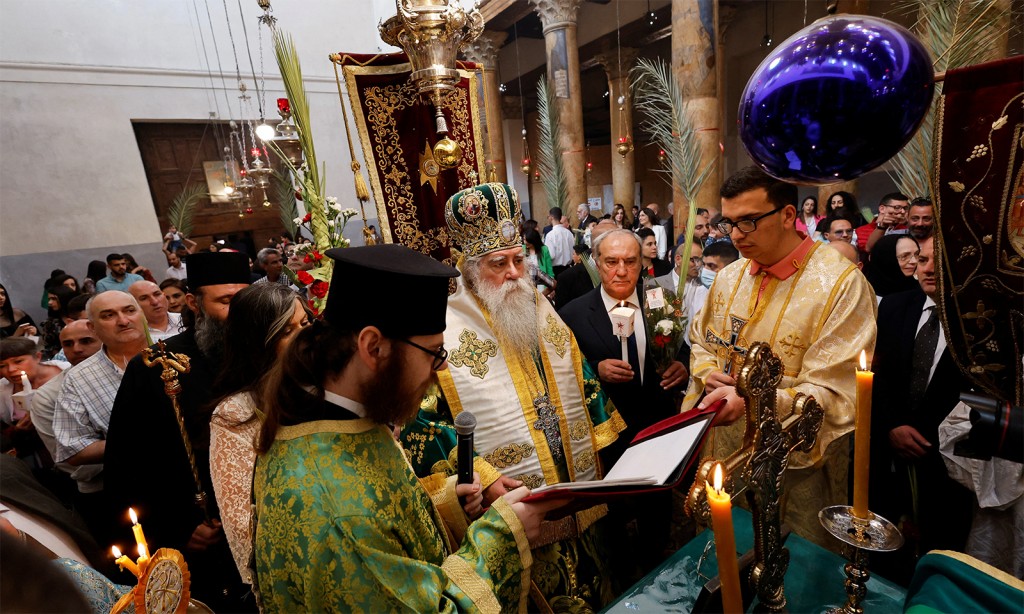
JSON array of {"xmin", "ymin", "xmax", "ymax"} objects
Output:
[{"xmin": 445, "ymin": 183, "xmax": 523, "ymax": 258}]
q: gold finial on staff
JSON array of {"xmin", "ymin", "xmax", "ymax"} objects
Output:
[{"xmin": 142, "ymin": 340, "xmax": 210, "ymax": 522}]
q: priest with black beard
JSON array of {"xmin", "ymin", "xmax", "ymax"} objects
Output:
[{"xmin": 104, "ymin": 251, "xmax": 252, "ymax": 611}]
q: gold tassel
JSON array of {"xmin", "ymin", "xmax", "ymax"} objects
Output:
[{"xmin": 351, "ymin": 161, "xmax": 370, "ymax": 203}]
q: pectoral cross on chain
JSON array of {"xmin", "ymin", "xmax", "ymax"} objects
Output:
[
  {"xmin": 531, "ymin": 394, "xmax": 564, "ymax": 461},
  {"xmin": 706, "ymin": 314, "xmax": 749, "ymax": 375}
]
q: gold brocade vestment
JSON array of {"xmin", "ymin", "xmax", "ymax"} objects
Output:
[{"xmin": 682, "ymin": 241, "xmax": 877, "ymax": 547}]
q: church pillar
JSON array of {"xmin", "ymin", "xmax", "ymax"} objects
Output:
[
  {"xmin": 596, "ymin": 48, "xmax": 639, "ymax": 211},
  {"xmin": 672, "ymin": 0, "xmax": 721, "ymax": 239},
  {"xmin": 461, "ymin": 31, "xmax": 509, "ymax": 183},
  {"xmin": 529, "ymin": 0, "xmax": 586, "ymax": 224}
]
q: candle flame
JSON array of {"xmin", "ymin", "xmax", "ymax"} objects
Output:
[
  {"xmin": 112, "ymin": 546, "xmax": 122, "ymax": 558},
  {"xmin": 138, "ymin": 544, "xmax": 146, "ymax": 557},
  {"xmin": 129, "ymin": 507, "xmax": 139, "ymax": 525},
  {"xmin": 859, "ymin": 350, "xmax": 868, "ymax": 370},
  {"xmin": 713, "ymin": 463, "xmax": 724, "ymax": 492}
]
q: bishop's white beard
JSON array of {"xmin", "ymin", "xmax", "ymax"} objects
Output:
[{"xmin": 466, "ymin": 267, "xmax": 538, "ymax": 357}]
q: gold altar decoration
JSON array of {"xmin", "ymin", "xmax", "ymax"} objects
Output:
[
  {"xmin": 379, "ymin": 0, "xmax": 483, "ymax": 168},
  {"xmin": 686, "ymin": 342, "xmax": 825, "ymax": 611},
  {"xmin": 142, "ymin": 341, "xmax": 209, "ymax": 522}
]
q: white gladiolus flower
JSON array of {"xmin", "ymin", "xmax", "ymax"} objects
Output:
[{"xmin": 654, "ymin": 319, "xmax": 674, "ymax": 336}]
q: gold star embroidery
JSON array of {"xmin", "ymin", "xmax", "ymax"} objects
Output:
[
  {"xmin": 447, "ymin": 329, "xmax": 498, "ymax": 379},
  {"xmin": 542, "ymin": 314, "xmax": 570, "ymax": 359},
  {"xmin": 419, "ymin": 140, "xmax": 440, "ymax": 193}
]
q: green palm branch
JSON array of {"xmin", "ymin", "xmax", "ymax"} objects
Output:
[
  {"xmin": 536, "ymin": 76, "xmax": 569, "ymax": 212},
  {"xmin": 275, "ymin": 170, "xmax": 300, "ymax": 238},
  {"xmin": 165, "ymin": 183, "xmax": 207, "ymax": 238},
  {"xmin": 886, "ymin": 0, "xmax": 1014, "ymax": 199}
]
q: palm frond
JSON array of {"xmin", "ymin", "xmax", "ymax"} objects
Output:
[
  {"xmin": 632, "ymin": 58, "xmax": 716, "ymax": 295},
  {"xmin": 536, "ymin": 76, "xmax": 569, "ymax": 212},
  {"xmin": 886, "ymin": 0, "xmax": 1012, "ymax": 198},
  {"xmin": 273, "ymin": 30, "xmax": 319, "ymax": 190},
  {"xmin": 165, "ymin": 183, "xmax": 207, "ymax": 238},
  {"xmin": 275, "ymin": 170, "xmax": 300, "ymax": 238}
]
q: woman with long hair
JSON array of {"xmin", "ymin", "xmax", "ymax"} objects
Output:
[
  {"xmin": 159, "ymin": 279, "xmax": 188, "ymax": 313},
  {"xmin": 40, "ymin": 285, "xmax": 80, "ymax": 359},
  {"xmin": 209, "ymin": 283, "xmax": 310, "ymax": 586},
  {"xmin": 523, "ymin": 229, "xmax": 556, "ymax": 299},
  {"xmin": 825, "ymin": 191, "xmax": 866, "ymax": 226},
  {"xmin": 0, "ymin": 283, "xmax": 36, "ymax": 338},
  {"xmin": 796, "ymin": 196, "xmax": 824, "ymax": 240},
  {"xmin": 636, "ymin": 206, "xmax": 667, "ymax": 259},
  {"xmin": 611, "ymin": 204, "xmax": 627, "ymax": 229},
  {"xmin": 81, "ymin": 260, "xmax": 107, "ymax": 295}
]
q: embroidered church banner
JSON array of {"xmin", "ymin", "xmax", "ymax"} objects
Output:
[
  {"xmin": 332, "ymin": 53, "xmax": 486, "ymax": 267},
  {"xmin": 934, "ymin": 55, "xmax": 1024, "ymax": 405}
]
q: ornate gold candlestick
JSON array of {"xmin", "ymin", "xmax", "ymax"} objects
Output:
[{"xmin": 818, "ymin": 506, "xmax": 903, "ymax": 614}]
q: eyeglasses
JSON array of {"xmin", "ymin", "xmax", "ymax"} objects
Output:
[
  {"xmin": 397, "ymin": 338, "xmax": 448, "ymax": 370},
  {"xmin": 715, "ymin": 207, "xmax": 783, "ymax": 235},
  {"xmin": 830, "ymin": 229, "xmax": 854, "ymax": 237},
  {"xmin": 896, "ymin": 252, "xmax": 919, "ymax": 263}
]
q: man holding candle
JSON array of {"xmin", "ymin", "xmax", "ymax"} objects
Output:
[
  {"xmin": 399, "ymin": 183, "xmax": 625, "ymax": 609},
  {"xmin": 104, "ymin": 251, "xmax": 251, "ymax": 611},
  {"xmin": 683, "ymin": 166, "xmax": 877, "ymax": 548}
]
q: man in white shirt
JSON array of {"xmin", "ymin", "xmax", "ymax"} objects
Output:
[
  {"xmin": 165, "ymin": 252, "xmax": 187, "ymax": 280},
  {"xmin": 544, "ymin": 207, "xmax": 575, "ymax": 276},
  {"xmin": 129, "ymin": 280, "xmax": 182, "ymax": 342},
  {"xmin": 655, "ymin": 239, "xmax": 709, "ymax": 347}
]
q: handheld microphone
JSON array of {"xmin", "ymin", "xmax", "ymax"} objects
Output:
[{"xmin": 454, "ymin": 411, "xmax": 477, "ymax": 485}]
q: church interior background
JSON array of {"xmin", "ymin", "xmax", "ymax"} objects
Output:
[{"xmin": 1, "ymin": 0, "xmax": 1021, "ymax": 323}]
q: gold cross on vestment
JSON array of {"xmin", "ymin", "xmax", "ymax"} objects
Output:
[{"xmin": 705, "ymin": 314, "xmax": 749, "ymax": 375}]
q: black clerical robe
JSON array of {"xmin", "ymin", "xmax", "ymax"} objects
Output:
[{"xmin": 104, "ymin": 330, "xmax": 247, "ymax": 611}]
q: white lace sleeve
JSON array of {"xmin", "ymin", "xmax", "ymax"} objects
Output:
[{"xmin": 210, "ymin": 392, "xmax": 261, "ymax": 585}]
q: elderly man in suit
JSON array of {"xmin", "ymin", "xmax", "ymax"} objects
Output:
[
  {"xmin": 560, "ymin": 228, "xmax": 689, "ymax": 573},
  {"xmin": 869, "ymin": 235, "xmax": 973, "ymax": 583}
]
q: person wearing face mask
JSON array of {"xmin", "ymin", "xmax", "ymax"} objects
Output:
[
  {"xmin": 699, "ymin": 241, "xmax": 740, "ymax": 289},
  {"xmin": 655, "ymin": 239, "xmax": 709, "ymax": 352}
]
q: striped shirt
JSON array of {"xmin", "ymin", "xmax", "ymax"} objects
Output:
[{"xmin": 54, "ymin": 348, "xmax": 125, "ymax": 464}]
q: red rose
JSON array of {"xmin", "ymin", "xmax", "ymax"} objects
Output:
[
  {"xmin": 301, "ymin": 212, "xmax": 311, "ymax": 223},
  {"xmin": 296, "ymin": 270, "xmax": 314, "ymax": 285},
  {"xmin": 277, "ymin": 97, "xmax": 291, "ymax": 115},
  {"xmin": 303, "ymin": 253, "xmax": 312, "ymax": 264},
  {"xmin": 311, "ymin": 250, "xmax": 322, "ymax": 262},
  {"xmin": 310, "ymin": 280, "xmax": 329, "ymax": 298},
  {"xmin": 307, "ymin": 299, "xmax": 319, "ymax": 317}
]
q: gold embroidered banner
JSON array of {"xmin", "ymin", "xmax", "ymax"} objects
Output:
[
  {"xmin": 332, "ymin": 53, "xmax": 486, "ymax": 267},
  {"xmin": 934, "ymin": 55, "xmax": 1024, "ymax": 405}
]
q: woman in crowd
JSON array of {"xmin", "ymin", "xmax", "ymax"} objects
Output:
[
  {"xmin": 209, "ymin": 283, "xmax": 310, "ymax": 587},
  {"xmin": 636, "ymin": 206, "xmax": 667, "ymax": 259},
  {"xmin": 796, "ymin": 196, "xmax": 824, "ymax": 240},
  {"xmin": 39, "ymin": 285, "xmax": 79, "ymax": 359},
  {"xmin": 121, "ymin": 253, "xmax": 156, "ymax": 283},
  {"xmin": 865, "ymin": 234, "xmax": 920, "ymax": 302},
  {"xmin": 523, "ymin": 229, "xmax": 555, "ymax": 299},
  {"xmin": 825, "ymin": 190, "xmax": 866, "ymax": 226},
  {"xmin": 0, "ymin": 283, "xmax": 36, "ymax": 338},
  {"xmin": 81, "ymin": 261, "xmax": 107, "ymax": 295},
  {"xmin": 159, "ymin": 279, "xmax": 187, "ymax": 314},
  {"xmin": 611, "ymin": 204, "xmax": 627, "ymax": 229}
]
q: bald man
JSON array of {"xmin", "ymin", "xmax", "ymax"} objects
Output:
[
  {"xmin": 828, "ymin": 240, "xmax": 862, "ymax": 270},
  {"xmin": 129, "ymin": 280, "xmax": 181, "ymax": 342}
]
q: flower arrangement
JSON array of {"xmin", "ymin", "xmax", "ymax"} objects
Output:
[
  {"xmin": 282, "ymin": 196, "xmax": 360, "ymax": 314},
  {"xmin": 642, "ymin": 280, "xmax": 686, "ymax": 374}
]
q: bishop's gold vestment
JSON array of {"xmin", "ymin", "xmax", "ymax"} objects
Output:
[{"xmin": 682, "ymin": 240, "xmax": 877, "ymax": 547}]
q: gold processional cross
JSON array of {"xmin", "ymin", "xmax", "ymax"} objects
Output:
[
  {"xmin": 142, "ymin": 341, "xmax": 210, "ymax": 521},
  {"xmin": 706, "ymin": 314, "xmax": 749, "ymax": 375},
  {"xmin": 686, "ymin": 342, "xmax": 825, "ymax": 612}
]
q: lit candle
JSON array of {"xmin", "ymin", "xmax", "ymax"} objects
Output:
[
  {"xmin": 706, "ymin": 463, "xmax": 743, "ymax": 614},
  {"xmin": 112, "ymin": 546, "xmax": 140, "ymax": 577},
  {"xmin": 128, "ymin": 508, "xmax": 149, "ymax": 560},
  {"xmin": 853, "ymin": 350, "xmax": 873, "ymax": 519},
  {"xmin": 19, "ymin": 371, "xmax": 31, "ymax": 393},
  {"xmin": 609, "ymin": 301, "xmax": 636, "ymax": 364}
]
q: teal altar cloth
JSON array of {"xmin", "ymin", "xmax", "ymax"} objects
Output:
[{"xmin": 604, "ymin": 507, "xmax": 906, "ymax": 613}]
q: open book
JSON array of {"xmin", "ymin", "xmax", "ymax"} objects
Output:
[{"xmin": 524, "ymin": 403, "xmax": 719, "ymax": 501}]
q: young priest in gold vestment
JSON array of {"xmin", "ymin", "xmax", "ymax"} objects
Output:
[{"xmin": 683, "ymin": 167, "xmax": 878, "ymax": 548}]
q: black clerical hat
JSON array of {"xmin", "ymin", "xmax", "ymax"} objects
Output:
[
  {"xmin": 185, "ymin": 251, "xmax": 251, "ymax": 291},
  {"xmin": 323, "ymin": 245, "xmax": 459, "ymax": 338}
]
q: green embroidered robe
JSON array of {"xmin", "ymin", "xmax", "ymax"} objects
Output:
[{"xmin": 255, "ymin": 417, "xmax": 532, "ymax": 613}]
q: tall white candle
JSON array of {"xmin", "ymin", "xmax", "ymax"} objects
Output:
[{"xmin": 20, "ymin": 371, "xmax": 31, "ymax": 393}]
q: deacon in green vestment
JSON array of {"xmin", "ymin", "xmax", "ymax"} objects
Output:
[
  {"xmin": 400, "ymin": 183, "xmax": 626, "ymax": 610},
  {"xmin": 253, "ymin": 244, "xmax": 560, "ymax": 613}
]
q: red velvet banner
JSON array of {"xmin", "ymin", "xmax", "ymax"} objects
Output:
[
  {"xmin": 333, "ymin": 52, "xmax": 486, "ymax": 267},
  {"xmin": 934, "ymin": 55, "xmax": 1024, "ymax": 404}
]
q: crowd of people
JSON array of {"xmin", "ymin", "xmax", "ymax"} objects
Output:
[{"xmin": 0, "ymin": 169, "xmax": 1015, "ymax": 613}]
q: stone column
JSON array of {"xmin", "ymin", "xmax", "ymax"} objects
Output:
[
  {"xmin": 596, "ymin": 48, "xmax": 639, "ymax": 211},
  {"xmin": 461, "ymin": 31, "xmax": 509, "ymax": 182},
  {"xmin": 529, "ymin": 0, "xmax": 586, "ymax": 224},
  {"xmin": 672, "ymin": 0, "xmax": 721, "ymax": 240}
]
